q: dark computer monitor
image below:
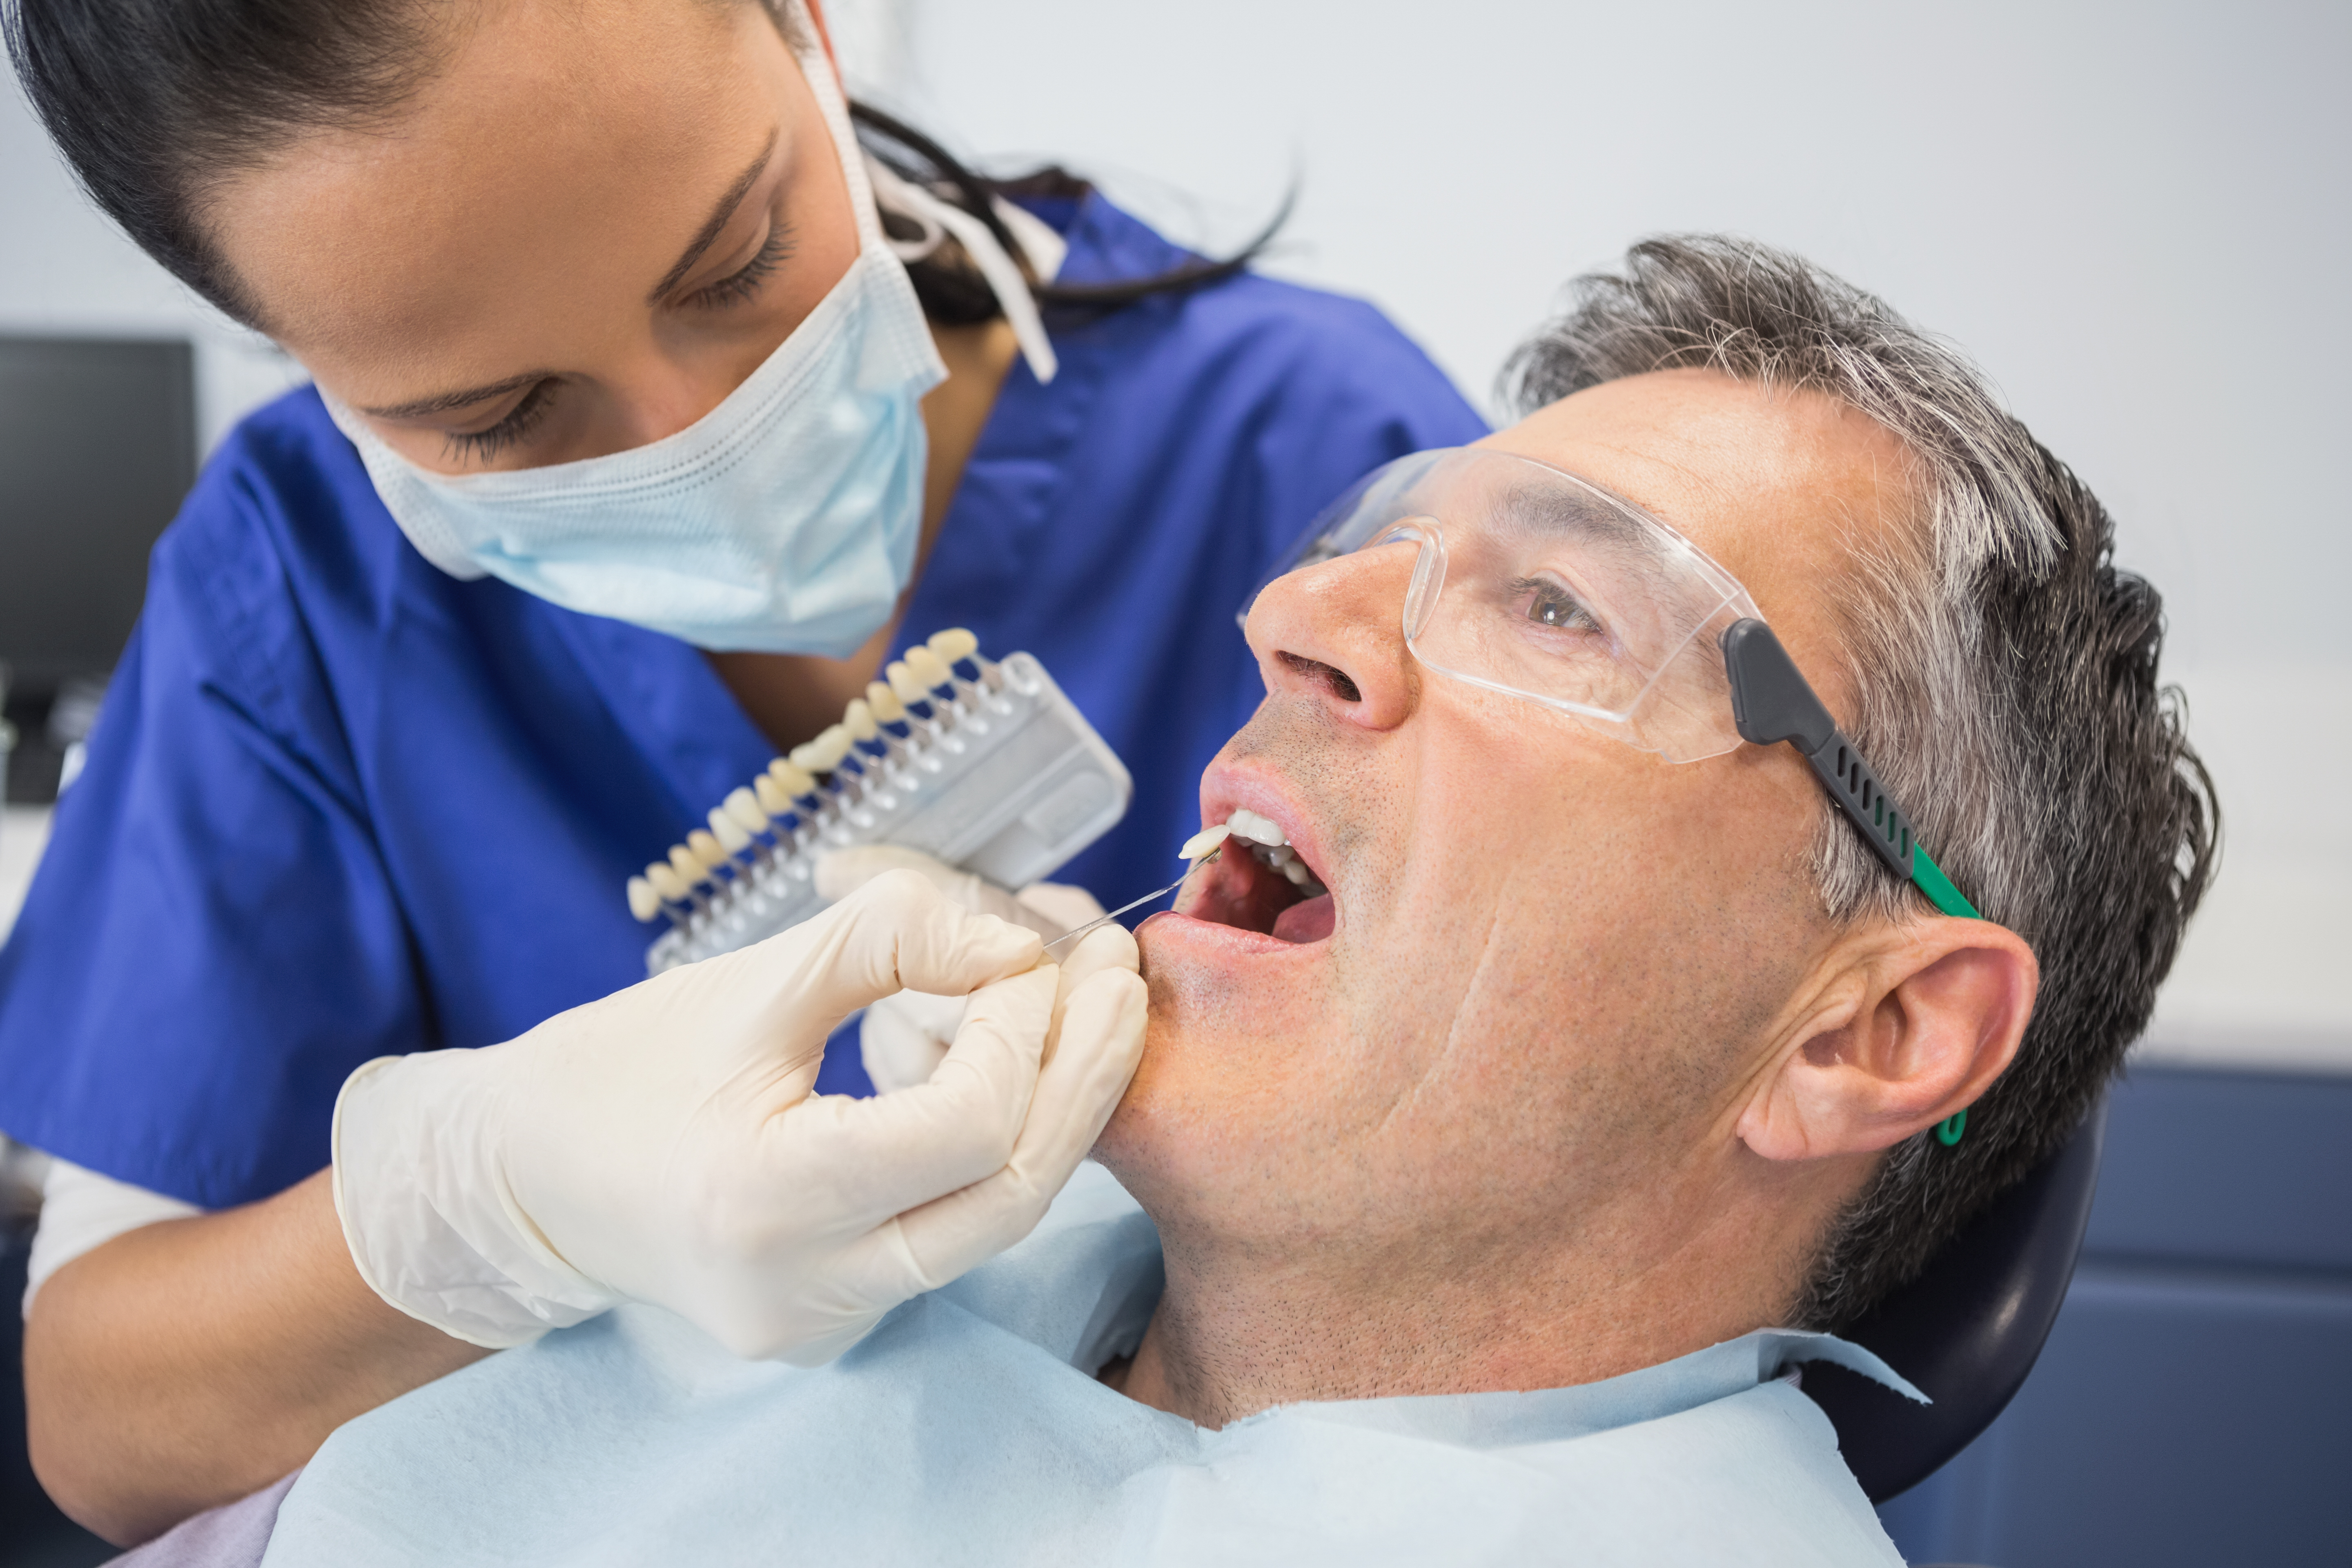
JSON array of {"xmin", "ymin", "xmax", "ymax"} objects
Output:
[{"xmin": 0, "ymin": 335, "xmax": 198, "ymax": 697}]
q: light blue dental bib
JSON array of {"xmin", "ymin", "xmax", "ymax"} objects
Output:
[{"xmin": 263, "ymin": 1167, "xmax": 1913, "ymax": 1567}]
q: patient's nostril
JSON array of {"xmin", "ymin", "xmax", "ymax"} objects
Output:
[{"xmin": 1279, "ymin": 653, "xmax": 1361, "ymax": 704}]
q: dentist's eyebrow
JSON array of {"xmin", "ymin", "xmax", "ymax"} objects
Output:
[
  {"xmin": 354, "ymin": 132, "xmax": 783, "ymax": 421},
  {"xmin": 358, "ymin": 370, "xmax": 553, "ymax": 421},
  {"xmin": 646, "ymin": 130, "xmax": 780, "ymax": 304}
]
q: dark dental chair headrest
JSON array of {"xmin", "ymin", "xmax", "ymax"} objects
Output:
[{"xmin": 1801, "ymin": 1098, "xmax": 2108, "ymax": 1503}]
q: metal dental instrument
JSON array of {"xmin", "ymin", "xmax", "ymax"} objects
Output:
[{"xmin": 1043, "ymin": 845, "xmax": 1223, "ymax": 953}]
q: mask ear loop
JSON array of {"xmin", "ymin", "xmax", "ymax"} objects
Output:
[{"xmin": 865, "ymin": 155, "xmax": 1059, "ymax": 385}]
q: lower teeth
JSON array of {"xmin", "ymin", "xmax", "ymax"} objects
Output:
[{"xmin": 1251, "ymin": 841, "xmax": 1326, "ymax": 898}]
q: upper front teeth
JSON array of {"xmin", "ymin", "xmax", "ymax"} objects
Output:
[
  {"xmin": 1220, "ymin": 808, "xmax": 1327, "ymax": 895},
  {"xmin": 1226, "ymin": 808, "xmax": 1286, "ymax": 846}
]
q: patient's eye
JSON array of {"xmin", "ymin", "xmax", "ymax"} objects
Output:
[{"xmin": 1512, "ymin": 575, "xmax": 1602, "ymax": 635}]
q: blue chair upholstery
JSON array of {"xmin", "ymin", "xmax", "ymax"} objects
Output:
[{"xmin": 1802, "ymin": 1100, "xmax": 2108, "ymax": 1503}]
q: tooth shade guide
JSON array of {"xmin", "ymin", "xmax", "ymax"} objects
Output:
[
  {"xmin": 626, "ymin": 876, "xmax": 662, "ymax": 922},
  {"xmin": 646, "ymin": 862, "xmax": 692, "ymax": 902},
  {"xmin": 635, "ymin": 634, "xmax": 1133, "ymax": 973}
]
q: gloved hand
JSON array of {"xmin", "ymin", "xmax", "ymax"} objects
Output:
[
  {"xmin": 815, "ymin": 846, "xmax": 1106, "ymax": 1094},
  {"xmin": 331, "ymin": 870, "xmax": 1146, "ymax": 1364}
]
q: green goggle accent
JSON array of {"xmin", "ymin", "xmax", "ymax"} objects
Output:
[{"xmin": 1911, "ymin": 845, "xmax": 1980, "ymax": 921}]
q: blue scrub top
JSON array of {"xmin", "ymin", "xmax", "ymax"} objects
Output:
[{"xmin": 0, "ymin": 195, "xmax": 1485, "ymax": 1211}]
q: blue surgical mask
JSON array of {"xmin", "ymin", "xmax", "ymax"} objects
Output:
[{"xmin": 325, "ymin": 24, "xmax": 1014, "ymax": 660}]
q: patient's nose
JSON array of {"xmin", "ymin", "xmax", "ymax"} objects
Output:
[{"xmin": 1244, "ymin": 541, "xmax": 1418, "ymax": 731}]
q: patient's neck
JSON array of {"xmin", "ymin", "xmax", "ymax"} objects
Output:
[{"xmin": 1105, "ymin": 1171, "xmax": 1835, "ymax": 1430}]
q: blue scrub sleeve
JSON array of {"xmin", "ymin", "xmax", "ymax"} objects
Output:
[{"xmin": 0, "ymin": 485, "xmax": 428, "ymax": 1210}]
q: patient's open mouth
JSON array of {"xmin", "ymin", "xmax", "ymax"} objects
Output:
[{"xmin": 1176, "ymin": 808, "xmax": 1336, "ymax": 944}]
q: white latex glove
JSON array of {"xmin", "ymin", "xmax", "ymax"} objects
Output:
[
  {"xmin": 815, "ymin": 846, "xmax": 1107, "ymax": 1094},
  {"xmin": 332, "ymin": 870, "xmax": 1145, "ymax": 1364}
]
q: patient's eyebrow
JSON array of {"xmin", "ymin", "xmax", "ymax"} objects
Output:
[
  {"xmin": 645, "ymin": 130, "xmax": 781, "ymax": 304},
  {"xmin": 1499, "ymin": 483, "xmax": 1657, "ymax": 552}
]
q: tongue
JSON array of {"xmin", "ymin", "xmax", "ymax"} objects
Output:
[{"xmin": 1270, "ymin": 893, "xmax": 1335, "ymax": 944}]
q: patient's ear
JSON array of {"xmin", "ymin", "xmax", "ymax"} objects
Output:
[{"xmin": 1737, "ymin": 919, "xmax": 2038, "ymax": 1163}]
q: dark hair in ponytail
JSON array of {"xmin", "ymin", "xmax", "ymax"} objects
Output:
[{"xmin": 3, "ymin": 0, "xmax": 1277, "ymax": 333}]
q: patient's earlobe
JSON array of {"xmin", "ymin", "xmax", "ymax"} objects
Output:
[{"xmin": 1738, "ymin": 922, "xmax": 2038, "ymax": 1165}]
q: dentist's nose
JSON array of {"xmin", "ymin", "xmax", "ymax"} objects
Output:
[{"xmin": 1243, "ymin": 541, "xmax": 1419, "ymax": 731}]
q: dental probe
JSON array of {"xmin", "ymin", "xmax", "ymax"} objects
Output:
[{"xmin": 1042, "ymin": 842, "xmax": 1225, "ymax": 953}]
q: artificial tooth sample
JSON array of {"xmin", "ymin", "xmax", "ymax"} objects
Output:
[
  {"xmin": 769, "ymin": 759, "xmax": 818, "ymax": 799},
  {"xmin": 646, "ymin": 862, "xmax": 693, "ymax": 903},
  {"xmin": 1225, "ymin": 807, "xmax": 1286, "ymax": 846},
  {"xmin": 842, "ymin": 700, "xmax": 879, "ymax": 743},
  {"xmin": 706, "ymin": 808, "xmax": 753, "ymax": 855},
  {"xmin": 885, "ymin": 660, "xmax": 927, "ymax": 704},
  {"xmin": 753, "ymin": 773, "xmax": 795, "ymax": 817},
  {"xmin": 687, "ymin": 829, "xmax": 731, "ymax": 869},
  {"xmin": 866, "ymin": 681, "xmax": 906, "ymax": 723},
  {"xmin": 724, "ymin": 787, "xmax": 768, "ymax": 833},
  {"xmin": 668, "ymin": 845, "xmax": 708, "ymax": 887},
  {"xmin": 626, "ymin": 876, "xmax": 662, "ymax": 922},
  {"xmin": 1178, "ymin": 823, "xmax": 1232, "ymax": 862},
  {"xmin": 904, "ymin": 646, "xmax": 953, "ymax": 692},
  {"xmin": 928, "ymin": 627, "xmax": 979, "ymax": 665},
  {"xmin": 788, "ymin": 726, "xmax": 853, "ymax": 777}
]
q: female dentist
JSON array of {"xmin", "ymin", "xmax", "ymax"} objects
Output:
[{"xmin": 0, "ymin": 0, "xmax": 1484, "ymax": 1544}]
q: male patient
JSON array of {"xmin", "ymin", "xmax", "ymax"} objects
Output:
[{"xmin": 188, "ymin": 237, "xmax": 2211, "ymax": 1565}]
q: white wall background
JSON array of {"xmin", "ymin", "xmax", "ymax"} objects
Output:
[{"xmin": 4, "ymin": 0, "xmax": 2348, "ymax": 1068}]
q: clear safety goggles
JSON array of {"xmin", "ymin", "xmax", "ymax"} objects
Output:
[{"xmin": 1245, "ymin": 447, "xmax": 1980, "ymax": 921}]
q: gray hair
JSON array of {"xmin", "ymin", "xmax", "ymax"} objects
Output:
[{"xmin": 1503, "ymin": 236, "xmax": 2218, "ymax": 1328}]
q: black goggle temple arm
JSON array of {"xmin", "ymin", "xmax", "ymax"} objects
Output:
[{"xmin": 1720, "ymin": 618, "xmax": 1980, "ymax": 921}]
